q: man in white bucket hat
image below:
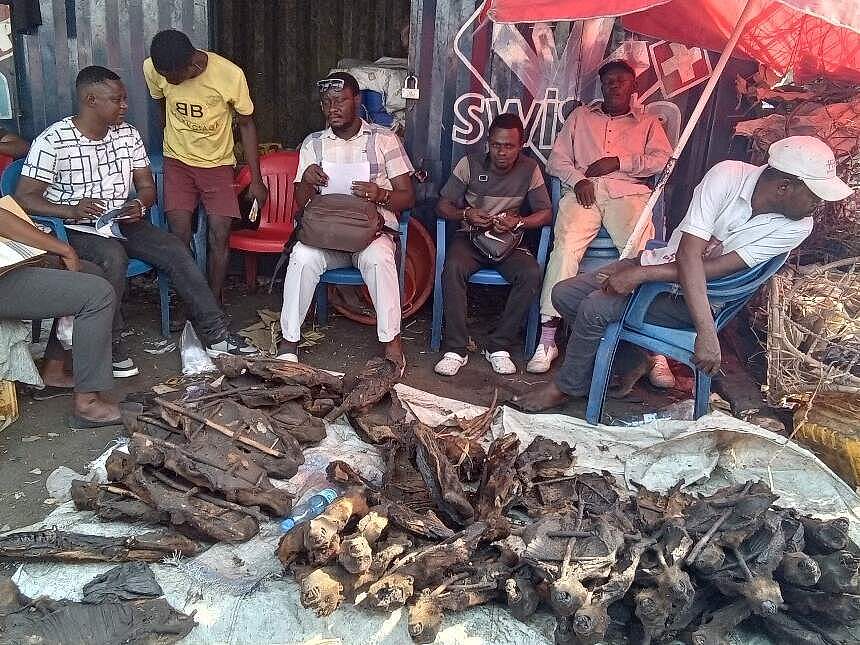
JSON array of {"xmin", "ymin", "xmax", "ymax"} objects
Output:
[{"xmin": 515, "ymin": 135, "xmax": 852, "ymax": 412}]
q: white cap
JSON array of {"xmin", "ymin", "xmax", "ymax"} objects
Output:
[{"xmin": 768, "ymin": 136, "xmax": 853, "ymax": 201}]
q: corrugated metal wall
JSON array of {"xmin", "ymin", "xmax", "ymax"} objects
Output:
[
  {"xmin": 213, "ymin": 0, "xmax": 411, "ymax": 148},
  {"xmin": 15, "ymin": 0, "xmax": 209, "ymax": 149}
]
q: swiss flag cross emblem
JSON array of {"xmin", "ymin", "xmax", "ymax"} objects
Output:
[{"xmin": 649, "ymin": 41, "xmax": 712, "ymax": 98}]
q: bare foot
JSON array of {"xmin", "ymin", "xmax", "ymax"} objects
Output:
[
  {"xmin": 73, "ymin": 393, "xmax": 121, "ymax": 422},
  {"xmin": 512, "ymin": 381, "xmax": 571, "ymax": 412},
  {"xmin": 41, "ymin": 358, "xmax": 74, "ymax": 388},
  {"xmin": 383, "ymin": 336, "xmax": 405, "ymax": 373}
]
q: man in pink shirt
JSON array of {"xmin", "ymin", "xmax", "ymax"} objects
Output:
[{"xmin": 527, "ymin": 60, "xmax": 673, "ymax": 387}]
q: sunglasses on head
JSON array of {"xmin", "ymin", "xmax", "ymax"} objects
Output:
[{"xmin": 317, "ymin": 78, "xmax": 345, "ymax": 93}]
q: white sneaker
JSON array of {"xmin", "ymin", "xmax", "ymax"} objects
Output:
[
  {"xmin": 483, "ymin": 350, "xmax": 516, "ymax": 375},
  {"xmin": 276, "ymin": 352, "xmax": 298, "ymax": 363},
  {"xmin": 526, "ymin": 343, "xmax": 559, "ymax": 374},
  {"xmin": 434, "ymin": 352, "xmax": 468, "ymax": 376},
  {"xmin": 649, "ymin": 354, "xmax": 676, "ymax": 388}
]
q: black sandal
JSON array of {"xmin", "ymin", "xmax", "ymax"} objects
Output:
[{"xmin": 68, "ymin": 415, "xmax": 123, "ymax": 430}]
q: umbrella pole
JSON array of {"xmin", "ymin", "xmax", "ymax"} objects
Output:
[{"xmin": 620, "ymin": 0, "xmax": 762, "ymax": 258}]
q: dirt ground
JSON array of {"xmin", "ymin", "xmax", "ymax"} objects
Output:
[{"xmin": 0, "ymin": 275, "xmax": 696, "ymax": 534}]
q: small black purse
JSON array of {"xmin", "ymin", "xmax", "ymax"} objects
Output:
[{"xmin": 468, "ymin": 215, "xmax": 523, "ymax": 263}]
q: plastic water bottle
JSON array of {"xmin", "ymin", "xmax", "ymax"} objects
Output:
[{"xmin": 279, "ymin": 488, "xmax": 338, "ymax": 533}]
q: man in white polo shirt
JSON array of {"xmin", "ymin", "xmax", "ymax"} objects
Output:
[{"xmin": 514, "ymin": 136, "xmax": 852, "ymax": 412}]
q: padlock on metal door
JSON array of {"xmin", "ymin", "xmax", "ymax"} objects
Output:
[{"xmin": 401, "ymin": 75, "xmax": 420, "ymax": 100}]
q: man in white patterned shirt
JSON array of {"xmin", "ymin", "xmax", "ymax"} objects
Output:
[
  {"xmin": 15, "ymin": 66, "xmax": 256, "ymax": 377},
  {"xmin": 277, "ymin": 73, "xmax": 415, "ymax": 370}
]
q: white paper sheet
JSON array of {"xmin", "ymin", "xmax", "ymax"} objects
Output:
[{"xmin": 319, "ymin": 161, "xmax": 371, "ymax": 195}]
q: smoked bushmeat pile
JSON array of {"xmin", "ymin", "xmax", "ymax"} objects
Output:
[
  {"xmin": 70, "ymin": 356, "xmax": 392, "ymax": 543},
  {"xmin": 254, "ymin": 366, "xmax": 857, "ymax": 645},
  {"xmin": 58, "ymin": 355, "xmax": 857, "ymax": 643}
]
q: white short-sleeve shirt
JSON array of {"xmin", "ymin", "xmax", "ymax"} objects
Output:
[{"xmin": 640, "ymin": 161, "xmax": 814, "ymax": 268}]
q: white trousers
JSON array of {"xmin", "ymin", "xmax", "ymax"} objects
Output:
[
  {"xmin": 540, "ymin": 185, "xmax": 653, "ymax": 318},
  {"xmin": 280, "ymin": 235, "xmax": 401, "ymax": 343}
]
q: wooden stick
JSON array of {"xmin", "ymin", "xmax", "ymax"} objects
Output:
[
  {"xmin": 620, "ymin": 0, "xmax": 761, "ymax": 259},
  {"xmin": 184, "ymin": 385, "xmax": 264, "ymax": 404},
  {"xmin": 685, "ymin": 508, "xmax": 732, "ymax": 566},
  {"xmin": 156, "ymin": 397, "xmax": 283, "ymax": 457},
  {"xmin": 103, "ymin": 484, "xmax": 143, "ymax": 501}
]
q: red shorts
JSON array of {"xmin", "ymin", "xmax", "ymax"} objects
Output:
[{"xmin": 163, "ymin": 156, "xmax": 241, "ymax": 219}]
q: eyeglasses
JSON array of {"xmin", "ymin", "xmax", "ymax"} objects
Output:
[{"xmin": 317, "ymin": 78, "xmax": 345, "ymax": 93}]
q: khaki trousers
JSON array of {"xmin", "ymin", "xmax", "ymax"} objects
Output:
[{"xmin": 540, "ymin": 183, "xmax": 653, "ymax": 318}]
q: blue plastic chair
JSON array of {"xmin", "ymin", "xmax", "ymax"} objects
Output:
[
  {"xmin": 585, "ymin": 252, "xmax": 789, "ymax": 424},
  {"xmin": 429, "ymin": 213, "xmax": 552, "ymax": 358},
  {"xmin": 315, "ymin": 211, "xmax": 411, "ymax": 324},
  {"xmin": 1, "ymin": 157, "xmax": 178, "ymax": 337}
]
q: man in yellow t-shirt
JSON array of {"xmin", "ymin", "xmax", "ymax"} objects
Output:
[{"xmin": 143, "ymin": 29, "xmax": 268, "ymax": 304}]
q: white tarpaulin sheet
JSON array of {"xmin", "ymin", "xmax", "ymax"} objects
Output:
[{"xmin": 9, "ymin": 384, "xmax": 860, "ymax": 645}]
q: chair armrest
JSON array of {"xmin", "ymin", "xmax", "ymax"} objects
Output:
[
  {"xmin": 397, "ymin": 209, "xmax": 411, "ymax": 234},
  {"xmin": 32, "ymin": 215, "xmax": 70, "ymax": 243},
  {"xmin": 536, "ymin": 224, "xmax": 551, "ymax": 270},
  {"xmin": 435, "ymin": 217, "xmax": 447, "ymax": 275},
  {"xmin": 550, "ymin": 176, "xmax": 561, "ymax": 211},
  {"xmin": 623, "ymin": 280, "xmax": 678, "ymax": 327},
  {"xmin": 627, "ymin": 253, "xmax": 789, "ymax": 325}
]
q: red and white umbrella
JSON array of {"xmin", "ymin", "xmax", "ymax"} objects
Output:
[{"xmin": 484, "ymin": 0, "xmax": 860, "ymax": 256}]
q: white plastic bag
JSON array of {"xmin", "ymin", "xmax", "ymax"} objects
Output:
[
  {"xmin": 180, "ymin": 321, "xmax": 217, "ymax": 375},
  {"xmin": 56, "ymin": 315, "xmax": 74, "ymax": 350}
]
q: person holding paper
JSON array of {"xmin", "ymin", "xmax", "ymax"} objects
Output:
[
  {"xmin": 0, "ymin": 197, "xmax": 121, "ymax": 429},
  {"xmin": 277, "ymin": 72, "xmax": 415, "ymax": 371},
  {"xmin": 14, "ymin": 66, "xmax": 257, "ymax": 378}
]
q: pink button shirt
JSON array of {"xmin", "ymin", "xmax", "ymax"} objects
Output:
[{"xmin": 547, "ymin": 102, "xmax": 672, "ymax": 199}]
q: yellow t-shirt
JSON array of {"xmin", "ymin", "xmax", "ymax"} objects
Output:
[{"xmin": 143, "ymin": 52, "xmax": 253, "ymax": 168}]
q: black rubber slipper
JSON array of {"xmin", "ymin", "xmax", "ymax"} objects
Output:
[
  {"xmin": 31, "ymin": 385, "xmax": 74, "ymax": 401},
  {"xmin": 68, "ymin": 415, "xmax": 123, "ymax": 430}
]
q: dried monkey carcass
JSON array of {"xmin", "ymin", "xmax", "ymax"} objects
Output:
[
  {"xmin": 572, "ymin": 540, "xmax": 649, "ymax": 644},
  {"xmin": 105, "ymin": 451, "xmax": 259, "ymax": 543},
  {"xmin": 0, "ymin": 528, "xmax": 201, "ymax": 563},
  {"xmin": 326, "ymin": 357, "xmax": 400, "ymax": 421},
  {"xmin": 473, "ymin": 433, "xmax": 521, "ymax": 539},
  {"xmin": 305, "ymin": 488, "xmax": 369, "ymax": 565},
  {"xmin": 349, "ymin": 388, "xmax": 409, "ymax": 445},
  {"xmin": 414, "ymin": 424, "xmax": 474, "ymax": 527},
  {"xmin": 515, "ymin": 436, "xmax": 575, "ymax": 482},
  {"xmin": 214, "ymin": 355, "xmax": 342, "ymax": 391},
  {"xmin": 128, "ymin": 432, "xmax": 293, "ymax": 517}
]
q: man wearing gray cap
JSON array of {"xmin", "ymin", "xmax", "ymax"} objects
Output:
[{"xmin": 515, "ymin": 135, "xmax": 853, "ymax": 412}]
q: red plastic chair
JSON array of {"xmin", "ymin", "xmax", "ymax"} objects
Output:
[
  {"xmin": 0, "ymin": 155, "xmax": 13, "ymax": 177},
  {"xmin": 230, "ymin": 150, "xmax": 300, "ymax": 287}
]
